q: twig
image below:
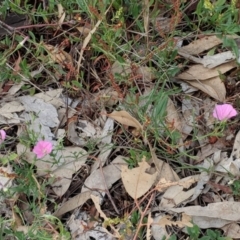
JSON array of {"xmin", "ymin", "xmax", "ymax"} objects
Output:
[
  {"xmin": 133, "ymin": 193, "xmax": 154, "ymax": 240},
  {"xmin": 0, "ymin": 19, "xmax": 15, "ymax": 34},
  {"xmin": 14, "ymin": 21, "xmax": 74, "ymax": 30},
  {"xmin": 0, "ymin": 19, "xmax": 74, "ymax": 36},
  {"xmin": 90, "ymin": 155, "xmax": 120, "ymax": 214}
]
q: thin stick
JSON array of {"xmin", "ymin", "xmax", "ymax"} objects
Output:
[
  {"xmin": 0, "ymin": 19, "xmax": 15, "ymax": 34},
  {"xmin": 15, "ymin": 21, "xmax": 74, "ymax": 30},
  {"xmin": 89, "ymin": 155, "xmax": 120, "ymax": 214},
  {"xmin": 0, "ymin": 19, "xmax": 74, "ymax": 34},
  {"xmin": 133, "ymin": 193, "xmax": 154, "ymax": 240}
]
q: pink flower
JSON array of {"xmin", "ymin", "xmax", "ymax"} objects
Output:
[
  {"xmin": 213, "ymin": 104, "xmax": 237, "ymax": 121},
  {"xmin": 33, "ymin": 140, "xmax": 53, "ymax": 159},
  {"xmin": 0, "ymin": 130, "xmax": 6, "ymax": 144}
]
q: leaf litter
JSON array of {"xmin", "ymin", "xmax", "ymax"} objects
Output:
[
  {"xmin": 121, "ymin": 159, "xmax": 158, "ymax": 199},
  {"xmin": 2, "ymin": 2, "xmax": 240, "ymax": 240}
]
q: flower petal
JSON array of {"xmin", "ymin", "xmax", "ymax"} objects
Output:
[
  {"xmin": 213, "ymin": 104, "xmax": 237, "ymax": 121},
  {"xmin": 0, "ymin": 130, "xmax": 6, "ymax": 141},
  {"xmin": 33, "ymin": 140, "xmax": 53, "ymax": 159}
]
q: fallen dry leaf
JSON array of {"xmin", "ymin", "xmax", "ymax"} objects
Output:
[
  {"xmin": 67, "ymin": 116, "xmax": 86, "ymax": 146},
  {"xmin": 0, "ymin": 101, "xmax": 24, "ymax": 119},
  {"xmin": 181, "ymin": 97, "xmax": 199, "ymax": 136},
  {"xmin": 76, "ymin": 26, "xmax": 92, "ymax": 36},
  {"xmin": 196, "ymin": 139, "xmax": 225, "ymax": 163},
  {"xmin": 77, "ymin": 119, "xmax": 101, "ymax": 138},
  {"xmin": 158, "ymin": 214, "xmax": 193, "ymax": 228},
  {"xmin": 91, "ymin": 195, "xmax": 121, "ymax": 238},
  {"xmin": 67, "ymin": 211, "xmax": 115, "ymax": 240},
  {"xmin": 156, "ymin": 175, "xmax": 198, "ymax": 192},
  {"xmin": 50, "ymin": 147, "xmax": 88, "ymax": 196},
  {"xmin": 121, "ymin": 159, "xmax": 158, "ymax": 199},
  {"xmin": 17, "ymin": 194, "xmax": 34, "ymax": 224},
  {"xmin": 201, "ymin": 51, "xmax": 235, "ymax": 68},
  {"xmin": 18, "ymin": 95, "xmax": 59, "ymax": 128},
  {"xmin": 19, "ymin": 144, "xmax": 88, "ymax": 196},
  {"xmin": 91, "ymin": 144, "xmax": 114, "ymax": 173},
  {"xmin": 181, "ymin": 213, "xmax": 193, "ymax": 227},
  {"xmin": 81, "ymin": 156, "xmax": 125, "ymax": 198},
  {"xmin": 222, "ymin": 223, "xmax": 240, "ymax": 238},
  {"xmin": 155, "ymin": 178, "xmax": 177, "ymax": 192},
  {"xmin": 160, "ymin": 175, "xmax": 199, "ymax": 208},
  {"xmin": 107, "ymin": 110, "xmax": 143, "ymax": 133},
  {"xmin": 192, "ymin": 216, "xmax": 232, "ymax": 229},
  {"xmin": 215, "ymin": 130, "xmax": 240, "ymax": 175},
  {"xmin": 166, "ymin": 98, "xmax": 183, "ymax": 133},
  {"xmin": 151, "ymin": 214, "xmax": 169, "ymax": 240},
  {"xmin": 178, "ymin": 35, "xmax": 223, "ymax": 55},
  {"xmin": 177, "ymin": 61, "xmax": 236, "ymax": 81},
  {"xmin": 34, "ymin": 89, "xmax": 64, "ymax": 108},
  {"xmin": 100, "ymin": 117, "xmax": 114, "ymax": 144},
  {"xmin": 148, "ymin": 143, "xmax": 179, "ymax": 182},
  {"xmin": 168, "ymin": 202, "xmax": 240, "ymax": 222},
  {"xmin": 53, "ymin": 191, "xmax": 92, "ymax": 217},
  {"xmin": 186, "ymin": 76, "xmax": 226, "ymax": 102},
  {"xmin": 229, "ymin": 130, "xmax": 240, "ymax": 160},
  {"xmin": 189, "ymin": 158, "xmax": 212, "ymax": 202},
  {"xmin": 178, "ymin": 50, "xmax": 235, "ymax": 69}
]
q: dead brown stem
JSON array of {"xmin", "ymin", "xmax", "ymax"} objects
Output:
[{"xmin": 133, "ymin": 193, "xmax": 154, "ymax": 240}]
